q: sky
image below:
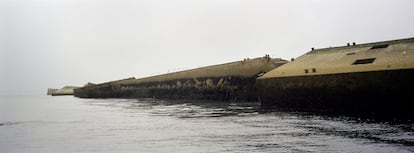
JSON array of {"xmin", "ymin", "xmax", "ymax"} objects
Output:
[{"xmin": 1, "ymin": 0, "xmax": 414, "ymax": 95}]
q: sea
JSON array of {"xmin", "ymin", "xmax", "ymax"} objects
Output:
[{"xmin": 0, "ymin": 95, "xmax": 413, "ymax": 153}]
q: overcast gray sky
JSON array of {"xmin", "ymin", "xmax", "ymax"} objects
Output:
[{"xmin": 1, "ymin": 0, "xmax": 414, "ymax": 95}]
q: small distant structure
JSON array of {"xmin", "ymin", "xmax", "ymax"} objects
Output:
[
  {"xmin": 47, "ymin": 88, "xmax": 58, "ymax": 95},
  {"xmin": 264, "ymin": 54, "xmax": 270, "ymax": 59},
  {"xmin": 84, "ymin": 82, "xmax": 96, "ymax": 87},
  {"xmin": 47, "ymin": 86, "xmax": 80, "ymax": 96}
]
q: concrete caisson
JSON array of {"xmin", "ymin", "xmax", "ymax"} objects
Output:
[{"xmin": 256, "ymin": 38, "xmax": 414, "ymax": 118}]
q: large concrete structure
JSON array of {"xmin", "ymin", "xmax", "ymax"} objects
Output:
[
  {"xmin": 74, "ymin": 56, "xmax": 287, "ymax": 101},
  {"xmin": 256, "ymin": 38, "xmax": 414, "ymax": 118}
]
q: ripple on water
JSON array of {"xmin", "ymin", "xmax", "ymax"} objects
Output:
[{"xmin": 1, "ymin": 96, "xmax": 413, "ymax": 153}]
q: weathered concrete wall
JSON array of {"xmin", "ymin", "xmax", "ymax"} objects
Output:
[
  {"xmin": 74, "ymin": 77, "xmax": 135, "ymax": 98},
  {"xmin": 257, "ymin": 69, "xmax": 414, "ymax": 118},
  {"xmin": 121, "ymin": 76, "xmax": 258, "ymax": 101},
  {"xmin": 257, "ymin": 37, "xmax": 414, "ymax": 119},
  {"xmin": 74, "ymin": 56, "xmax": 287, "ymax": 102}
]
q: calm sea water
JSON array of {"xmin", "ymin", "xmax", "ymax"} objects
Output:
[{"xmin": 0, "ymin": 95, "xmax": 413, "ymax": 153}]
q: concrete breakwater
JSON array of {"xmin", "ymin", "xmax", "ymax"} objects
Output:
[
  {"xmin": 72, "ymin": 37, "xmax": 414, "ymax": 119},
  {"xmin": 256, "ymin": 38, "xmax": 414, "ymax": 118},
  {"xmin": 74, "ymin": 56, "xmax": 287, "ymax": 101}
]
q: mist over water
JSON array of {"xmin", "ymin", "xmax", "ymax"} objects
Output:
[{"xmin": 0, "ymin": 96, "xmax": 413, "ymax": 153}]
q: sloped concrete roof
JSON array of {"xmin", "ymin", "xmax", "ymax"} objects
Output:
[
  {"xmin": 122, "ymin": 57, "xmax": 287, "ymax": 84},
  {"xmin": 259, "ymin": 38, "xmax": 414, "ymax": 79}
]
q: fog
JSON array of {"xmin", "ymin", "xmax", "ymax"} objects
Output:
[{"xmin": 1, "ymin": 0, "xmax": 414, "ymax": 95}]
